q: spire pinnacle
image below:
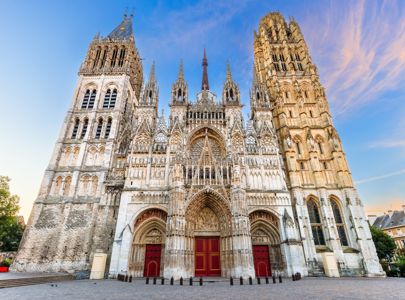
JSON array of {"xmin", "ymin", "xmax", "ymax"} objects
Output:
[
  {"xmin": 149, "ymin": 61, "xmax": 156, "ymax": 83},
  {"xmin": 226, "ymin": 62, "xmax": 232, "ymax": 81},
  {"xmin": 178, "ymin": 60, "xmax": 184, "ymax": 81},
  {"xmin": 201, "ymin": 48, "xmax": 209, "ymax": 90}
]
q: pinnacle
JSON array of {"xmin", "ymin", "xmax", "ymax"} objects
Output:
[
  {"xmin": 178, "ymin": 60, "xmax": 184, "ymax": 81},
  {"xmin": 149, "ymin": 61, "xmax": 156, "ymax": 83},
  {"xmin": 226, "ymin": 62, "xmax": 233, "ymax": 81}
]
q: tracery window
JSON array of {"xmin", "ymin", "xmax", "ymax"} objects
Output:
[
  {"xmin": 331, "ymin": 199, "xmax": 348, "ymax": 246},
  {"xmin": 103, "ymin": 88, "xmax": 117, "ymax": 109},
  {"xmin": 81, "ymin": 89, "xmax": 96, "ymax": 109},
  {"xmin": 307, "ymin": 199, "xmax": 325, "ymax": 245}
]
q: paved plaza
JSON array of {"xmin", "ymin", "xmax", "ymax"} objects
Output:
[{"xmin": 1, "ymin": 277, "xmax": 405, "ymax": 300}]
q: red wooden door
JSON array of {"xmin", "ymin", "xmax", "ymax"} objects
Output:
[
  {"xmin": 253, "ymin": 245, "xmax": 271, "ymax": 277},
  {"xmin": 144, "ymin": 244, "xmax": 161, "ymax": 277},
  {"xmin": 195, "ymin": 237, "xmax": 221, "ymax": 276}
]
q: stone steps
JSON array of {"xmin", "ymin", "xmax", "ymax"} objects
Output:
[{"xmin": 0, "ymin": 274, "xmax": 74, "ymax": 289}]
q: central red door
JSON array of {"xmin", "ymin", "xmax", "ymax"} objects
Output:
[
  {"xmin": 195, "ymin": 237, "xmax": 221, "ymax": 276},
  {"xmin": 144, "ymin": 244, "xmax": 161, "ymax": 277},
  {"xmin": 253, "ymin": 245, "xmax": 271, "ymax": 277}
]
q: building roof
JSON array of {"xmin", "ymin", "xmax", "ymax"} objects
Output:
[
  {"xmin": 107, "ymin": 15, "xmax": 133, "ymax": 40},
  {"xmin": 373, "ymin": 209, "xmax": 405, "ymax": 229}
]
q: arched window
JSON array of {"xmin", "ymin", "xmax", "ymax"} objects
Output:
[
  {"xmin": 95, "ymin": 118, "xmax": 103, "ymax": 139},
  {"xmin": 80, "ymin": 118, "xmax": 89, "ymax": 139},
  {"xmin": 331, "ymin": 199, "xmax": 348, "ymax": 246},
  {"xmin": 81, "ymin": 89, "xmax": 96, "ymax": 109},
  {"xmin": 63, "ymin": 176, "xmax": 71, "ymax": 196},
  {"xmin": 307, "ymin": 199, "xmax": 325, "ymax": 245},
  {"xmin": 100, "ymin": 48, "xmax": 107, "ymax": 68},
  {"xmin": 103, "ymin": 89, "xmax": 117, "ymax": 109},
  {"xmin": 54, "ymin": 176, "xmax": 63, "ymax": 196},
  {"xmin": 71, "ymin": 118, "xmax": 80, "ymax": 139},
  {"xmin": 104, "ymin": 118, "xmax": 112, "ymax": 138}
]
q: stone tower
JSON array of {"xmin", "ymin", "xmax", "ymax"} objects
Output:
[
  {"xmin": 12, "ymin": 15, "xmax": 143, "ymax": 273},
  {"xmin": 253, "ymin": 12, "xmax": 384, "ymax": 276}
]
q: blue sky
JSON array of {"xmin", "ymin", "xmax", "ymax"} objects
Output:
[{"xmin": 0, "ymin": 0, "xmax": 404, "ymax": 220}]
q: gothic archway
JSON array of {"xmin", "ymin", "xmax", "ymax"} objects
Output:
[
  {"xmin": 128, "ymin": 208, "xmax": 167, "ymax": 277},
  {"xmin": 249, "ymin": 210, "xmax": 284, "ymax": 275},
  {"xmin": 184, "ymin": 189, "xmax": 233, "ymax": 277}
]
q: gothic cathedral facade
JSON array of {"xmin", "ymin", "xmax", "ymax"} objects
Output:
[{"xmin": 12, "ymin": 13, "xmax": 384, "ymax": 278}]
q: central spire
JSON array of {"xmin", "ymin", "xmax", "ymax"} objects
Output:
[{"xmin": 201, "ymin": 48, "xmax": 209, "ymax": 90}]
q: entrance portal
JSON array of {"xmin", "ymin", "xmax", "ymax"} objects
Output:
[
  {"xmin": 253, "ymin": 245, "xmax": 271, "ymax": 277},
  {"xmin": 195, "ymin": 237, "xmax": 221, "ymax": 276},
  {"xmin": 143, "ymin": 244, "xmax": 162, "ymax": 277}
]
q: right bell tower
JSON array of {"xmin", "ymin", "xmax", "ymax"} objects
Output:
[{"xmin": 253, "ymin": 12, "xmax": 384, "ymax": 276}]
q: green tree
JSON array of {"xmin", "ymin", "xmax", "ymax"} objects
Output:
[
  {"xmin": 0, "ymin": 176, "xmax": 25, "ymax": 251},
  {"xmin": 370, "ymin": 226, "xmax": 396, "ymax": 260}
]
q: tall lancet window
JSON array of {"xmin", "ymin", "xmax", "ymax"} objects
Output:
[
  {"xmin": 95, "ymin": 118, "xmax": 103, "ymax": 139},
  {"xmin": 307, "ymin": 199, "xmax": 325, "ymax": 245},
  {"xmin": 331, "ymin": 199, "xmax": 348, "ymax": 246},
  {"xmin": 104, "ymin": 118, "xmax": 112, "ymax": 138},
  {"xmin": 80, "ymin": 118, "xmax": 89, "ymax": 139},
  {"xmin": 71, "ymin": 118, "xmax": 80, "ymax": 139}
]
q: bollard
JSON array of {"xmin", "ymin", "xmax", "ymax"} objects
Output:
[
  {"xmin": 180, "ymin": 277, "xmax": 183, "ymax": 286},
  {"xmin": 170, "ymin": 277, "xmax": 174, "ymax": 285},
  {"xmin": 292, "ymin": 274, "xmax": 295, "ymax": 281},
  {"xmin": 161, "ymin": 277, "xmax": 165, "ymax": 285},
  {"xmin": 272, "ymin": 275, "xmax": 276, "ymax": 284},
  {"xmin": 153, "ymin": 277, "xmax": 157, "ymax": 285},
  {"xmin": 124, "ymin": 275, "xmax": 128, "ymax": 282},
  {"xmin": 249, "ymin": 276, "xmax": 253, "ymax": 285},
  {"xmin": 257, "ymin": 277, "xmax": 261, "ymax": 285},
  {"xmin": 146, "ymin": 277, "xmax": 149, "ymax": 284},
  {"xmin": 230, "ymin": 277, "xmax": 233, "ymax": 286},
  {"xmin": 129, "ymin": 275, "xmax": 132, "ymax": 283},
  {"xmin": 190, "ymin": 277, "xmax": 193, "ymax": 286},
  {"xmin": 278, "ymin": 275, "xmax": 282, "ymax": 283},
  {"xmin": 239, "ymin": 276, "xmax": 243, "ymax": 285},
  {"xmin": 199, "ymin": 277, "xmax": 203, "ymax": 286},
  {"xmin": 265, "ymin": 277, "xmax": 269, "ymax": 284}
]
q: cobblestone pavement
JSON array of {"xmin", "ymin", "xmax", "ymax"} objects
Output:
[{"xmin": 2, "ymin": 277, "xmax": 405, "ymax": 300}]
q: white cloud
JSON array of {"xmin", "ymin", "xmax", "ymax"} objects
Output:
[
  {"xmin": 355, "ymin": 168, "xmax": 405, "ymax": 184},
  {"xmin": 302, "ymin": 0, "xmax": 405, "ymax": 116}
]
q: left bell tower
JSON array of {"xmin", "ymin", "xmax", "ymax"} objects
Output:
[{"xmin": 12, "ymin": 15, "xmax": 143, "ymax": 274}]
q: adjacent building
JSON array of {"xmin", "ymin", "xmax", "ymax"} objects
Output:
[{"xmin": 373, "ymin": 207, "xmax": 405, "ymax": 250}]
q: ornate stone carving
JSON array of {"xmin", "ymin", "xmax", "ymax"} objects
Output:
[{"xmin": 195, "ymin": 207, "xmax": 220, "ymax": 231}]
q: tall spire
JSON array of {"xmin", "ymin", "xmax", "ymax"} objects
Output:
[{"xmin": 201, "ymin": 48, "xmax": 209, "ymax": 90}]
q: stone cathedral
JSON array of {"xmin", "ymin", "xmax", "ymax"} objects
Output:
[{"xmin": 12, "ymin": 12, "xmax": 384, "ymax": 279}]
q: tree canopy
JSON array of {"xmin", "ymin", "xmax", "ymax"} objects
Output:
[
  {"xmin": 370, "ymin": 226, "xmax": 396, "ymax": 260},
  {"xmin": 0, "ymin": 176, "xmax": 25, "ymax": 251}
]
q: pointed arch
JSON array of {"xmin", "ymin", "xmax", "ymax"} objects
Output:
[{"xmin": 329, "ymin": 196, "xmax": 348, "ymax": 246}]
